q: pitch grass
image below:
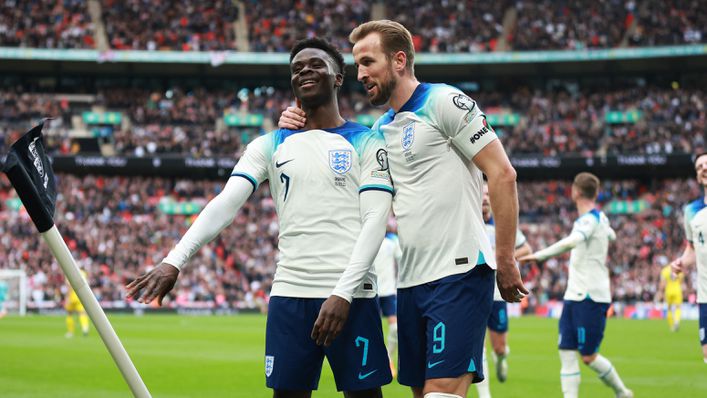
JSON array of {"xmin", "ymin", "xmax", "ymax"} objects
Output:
[{"xmin": 0, "ymin": 315, "xmax": 705, "ymax": 397}]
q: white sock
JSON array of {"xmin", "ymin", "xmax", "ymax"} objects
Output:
[
  {"xmin": 424, "ymin": 394, "xmax": 463, "ymax": 398},
  {"xmin": 588, "ymin": 354, "xmax": 628, "ymax": 394},
  {"xmin": 475, "ymin": 347, "xmax": 491, "ymax": 398},
  {"xmin": 559, "ymin": 350, "xmax": 580, "ymax": 398},
  {"xmin": 387, "ymin": 322, "xmax": 398, "ymax": 360}
]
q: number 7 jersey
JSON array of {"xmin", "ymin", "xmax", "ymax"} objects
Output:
[{"xmin": 231, "ymin": 121, "xmax": 393, "ymax": 299}]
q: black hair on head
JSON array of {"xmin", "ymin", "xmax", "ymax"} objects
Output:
[{"xmin": 290, "ymin": 37, "xmax": 346, "ymax": 77}]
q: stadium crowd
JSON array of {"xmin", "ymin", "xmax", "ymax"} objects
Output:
[
  {"xmin": 0, "ymin": 173, "xmax": 699, "ymax": 310},
  {"xmin": 101, "ymin": 0, "xmax": 238, "ymax": 51},
  {"xmin": 2, "ymin": 83, "xmax": 703, "ymax": 158},
  {"xmin": 0, "ymin": 0, "xmax": 95, "ymax": 49},
  {"xmin": 0, "ymin": 0, "xmax": 704, "ymax": 52}
]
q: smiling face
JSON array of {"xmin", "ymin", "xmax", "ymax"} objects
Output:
[
  {"xmin": 290, "ymin": 48, "xmax": 342, "ymax": 107},
  {"xmin": 696, "ymin": 153, "xmax": 707, "ymax": 189},
  {"xmin": 352, "ymin": 33, "xmax": 397, "ymax": 107}
]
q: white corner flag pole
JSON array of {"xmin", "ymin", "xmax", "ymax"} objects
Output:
[
  {"xmin": 2, "ymin": 123, "xmax": 151, "ymax": 398},
  {"xmin": 42, "ymin": 226, "xmax": 152, "ymax": 398}
]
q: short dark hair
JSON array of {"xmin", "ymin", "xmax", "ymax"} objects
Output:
[
  {"xmin": 694, "ymin": 151, "xmax": 707, "ymax": 166},
  {"xmin": 573, "ymin": 172, "xmax": 600, "ymax": 200},
  {"xmin": 290, "ymin": 37, "xmax": 345, "ymax": 77}
]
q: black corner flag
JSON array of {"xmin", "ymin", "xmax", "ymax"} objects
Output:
[
  {"xmin": 1, "ymin": 122, "xmax": 151, "ymax": 398},
  {"xmin": 2, "ymin": 122, "xmax": 56, "ymax": 233}
]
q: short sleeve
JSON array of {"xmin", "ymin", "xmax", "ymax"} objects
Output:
[
  {"xmin": 431, "ymin": 86, "xmax": 498, "ymax": 160},
  {"xmin": 684, "ymin": 205, "xmax": 693, "ymax": 242},
  {"xmin": 230, "ymin": 133, "xmax": 271, "ymax": 191},
  {"xmin": 571, "ymin": 214, "xmax": 599, "ymax": 241},
  {"xmin": 514, "ymin": 228, "xmax": 527, "ymax": 248},
  {"xmin": 358, "ymin": 131, "xmax": 394, "ymax": 195}
]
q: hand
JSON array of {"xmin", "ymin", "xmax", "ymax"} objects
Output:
[
  {"xmin": 311, "ymin": 295, "xmax": 351, "ymax": 347},
  {"xmin": 670, "ymin": 258, "xmax": 683, "ymax": 275},
  {"xmin": 125, "ymin": 262, "xmax": 179, "ymax": 306},
  {"xmin": 496, "ymin": 257, "xmax": 530, "ymax": 303},
  {"xmin": 517, "ymin": 253, "xmax": 538, "ymax": 264},
  {"xmin": 278, "ymin": 104, "xmax": 306, "ymax": 130}
]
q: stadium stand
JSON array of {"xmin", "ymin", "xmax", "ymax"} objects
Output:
[{"xmin": 0, "ymin": 173, "xmax": 699, "ymax": 309}]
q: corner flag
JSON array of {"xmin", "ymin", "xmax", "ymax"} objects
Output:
[{"xmin": 2, "ymin": 123, "xmax": 152, "ymax": 398}]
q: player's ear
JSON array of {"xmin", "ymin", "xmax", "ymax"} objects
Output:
[
  {"xmin": 393, "ymin": 51, "xmax": 407, "ymax": 73},
  {"xmin": 334, "ymin": 73, "xmax": 343, "ymax": 89}
]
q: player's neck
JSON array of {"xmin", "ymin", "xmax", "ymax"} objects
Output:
[
  {"xmin": 575, "ymin": 199, "xmax": 596, "ymax": 215},
  {"xmin": 301, "ymin": 100, "xmax": 346, "ymax": 130},
  {"xmin": 390, "ymin": 75, "xmax": 420, "ymax": 112}
]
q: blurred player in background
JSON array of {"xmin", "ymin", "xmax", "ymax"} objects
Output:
[
  {"xmin": 519, "ymin": 172, "xmax": 633, "ymax": 398},
  {"xmin": 671, "ymin": 151, "xmax": 707, "ymax": 363},
  {"xmin": 474, "ymin": 183, "xmax": 532, "ymax": 398},
  {"xmin": 0, "ymin": 280, "xmax": 8, "ymax": 318},
  {"xmin": 280, "ymin": 19, "xmax": 527, "ymax": 398},
  {"xmin": 659, "ymin": 262, "xmax": 684, "ymax": 332},
  {"xmin": 64, "ymin": 269, "xmax": 90, "ymax": 338},
  {"xmin": 373, "ymin": 221, "xmax": 402, "ymax": 378},
  {"xmin": 127, "ymin": 38, "xmax": 393, "ymax": 397}
]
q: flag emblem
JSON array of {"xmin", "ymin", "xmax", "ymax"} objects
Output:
[
  {"xmin": 402, "ymin": 122, "xmax": 415, "ymax": 150},
  {"xmin": 329, "ymin": 150, "xmax": 352, "ymax": 174},
  {"xmin": 265, "ymin": 355, "xmax": 275, "ymax": 377}
]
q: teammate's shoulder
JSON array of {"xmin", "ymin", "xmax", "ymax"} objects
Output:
[
  {"xmin": 685, "ymin": 197, "xmax": 707, "ymax": 215},
  {"xmin": 372, "ymin": 109, "xmax": 395, "ymax": 130},
  {"xmin": 577, "ymin": 209, "xmax": 601, "ymax": 223}
]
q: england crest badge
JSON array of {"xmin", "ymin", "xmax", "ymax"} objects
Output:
[
  {"xmin": 265, "ymin": 355, "xmax": 274, "ymax": 377},
  {"xmin": 402, "ymin": 122, "xmax": 415, "ymax": 150},
  {"xmin": 329, "ymin": 150, "xmax": 352, "ymax": 174}
]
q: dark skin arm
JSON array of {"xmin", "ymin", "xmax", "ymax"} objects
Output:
[
  {"xmin": 311, "ymin": 296, "xmax": 350, "ymax": 346},
  {"xmin": 125, "ymin": 263, "xmax": 180, "ymax": 305}
]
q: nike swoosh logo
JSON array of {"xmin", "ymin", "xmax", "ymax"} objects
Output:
[
  {"xmin": 275, "ymin": 159, "xmax": 294, "ymax": 168},
  {"xmin": 358, "ymin": 369, "xmax": 377, "ymax": 380},
  {"xmin": 427, "ymin": 360, "xmax": 445, "ymax": 368}
]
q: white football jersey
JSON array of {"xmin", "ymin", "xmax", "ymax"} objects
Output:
[
  {"xmin": 564, "ymin": 209, "xmax": 614, "ymax": 303},
  {"xmin": 484, "ymin": 222, "xmax": 527, "ymax": 301},
  {"xmin": 374, "ymin": 233, "xmax": 402, "ymax": 297},
  {"xmin": 373, "ymin": 83, "xmax": 498, "ymax": 288},
  {"xmin": 684, "ymin": 198, "xmax": 707, "ymax": 303},
  {"xmin": 231, "ymin": 122, "xmax": 393, "ymax": 298}
]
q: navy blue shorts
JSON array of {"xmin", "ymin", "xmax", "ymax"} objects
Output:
[
  {"xmin": 397, "ymin": 264, "xmax": 494, "ymax": 387},
  {"xmin": 558, "ymin": 299, "xmax": 610, "ymax": 356},
  {"xmin": 378, "ymin": 295, "xmax": 397, "ymax": 317},
  {"xmin": 265, "ymin": 296, "xmax": 392, "ymax": 392},
  {"xmin": 487, "ymin": 301, "xmax": 509, "ymax": 333},
  {"xmin": 699, "ymin": 303, "xmax": 707, "ymax": 346}
]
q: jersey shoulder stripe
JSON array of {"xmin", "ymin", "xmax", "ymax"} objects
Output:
[{"xmin": 685, "ymin": 197, "xmax": 706, "ymax": 221}]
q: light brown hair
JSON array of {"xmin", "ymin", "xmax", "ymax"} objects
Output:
[
  {"xmin": 573, "ymin": 172, "xmax": 600, "ymax": 200},
  {"xmin": 349, "ymin": 20, "xmax": 415, "ymax": 72}
]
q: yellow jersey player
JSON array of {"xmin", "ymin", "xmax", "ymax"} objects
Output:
[
  {"xmin": 659, "ymin": 264, "xmax": 684, "ymax": 331},
  {"xmin": 65, "ymin": 269, "xmax": 90, "ymax": 338}
]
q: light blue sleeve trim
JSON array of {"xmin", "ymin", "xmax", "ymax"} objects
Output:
[
  {"xmin": 230, "ymin": 172, "xmax": 258, "ymax": 192},
  {"xmin": 359, "ymin": 184, "xmax": 394, "ymax": 195}
]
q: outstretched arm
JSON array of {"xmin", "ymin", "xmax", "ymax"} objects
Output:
[
  {"xmin": 126, "ymin": 177, "xmax": 253, "ymax": 304},
  {"xmin": 671, "ymin": 242, "xmax": 696, "ymax": 274},
  {"xmin": 518, "ymin": 232, "xmax": 584, "ymax": 263}
]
